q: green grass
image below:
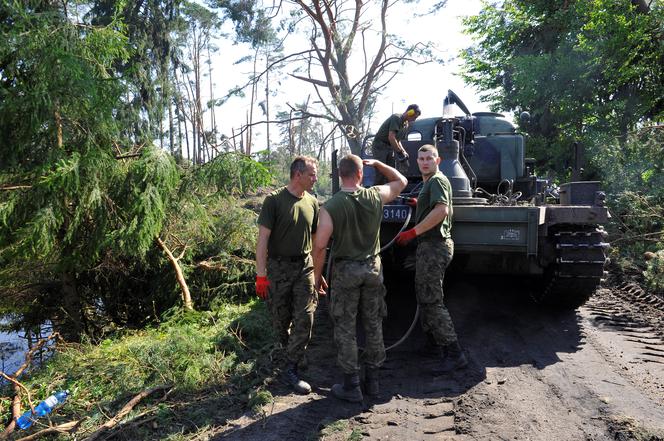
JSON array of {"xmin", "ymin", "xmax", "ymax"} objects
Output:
[
  {"xmin": 348, "ymin": 428, "xmax": 364, "ymax": 441},
  {"xmin": 313, "ymin": 418, "xmax": 363, "ymax": 441},
  {"xmin": 319, "ymin": 419, "xmax": 349, "ymax": 437},
  {"xmin": 247, "ymin": 389, "xmax": 273, "ymax": 412},
  {"xmin": 1, "ymin": 299, "xmax": 277, "ymax": 439}
]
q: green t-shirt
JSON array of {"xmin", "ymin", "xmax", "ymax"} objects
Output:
[
  {"xmin": 415, "ymin": 172, "xmax": 453, "ymax": 240},
  {"xmin": 373, "ymin": 114, "xmax": 409, "ymax": 151},
  {"xmin": 257, "ymin": 187, "xmax": 319, "ymax": 257},
  {"xmin": 324, "ymin": 187, "xmax": 383, "ymax": 260}
]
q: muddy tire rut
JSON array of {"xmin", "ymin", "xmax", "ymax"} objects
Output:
[{"xmin": 214, "ymin": 277, "xmax": 664, "ymax": 441}]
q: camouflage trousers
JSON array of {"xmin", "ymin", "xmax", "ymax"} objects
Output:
[
  {"xmin": 330, "ymin": 255, "xmax": 387, "ymax": 374},
  {"xmin": 267, "ymin": 255, "xmax": 318, "ymax": 364},
  {"xmin": 415, "ymin": 238, "xmax": 458, "ymax": 347}
]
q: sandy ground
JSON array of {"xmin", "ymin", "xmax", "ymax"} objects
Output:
[{"xmin": 213, "ymin": 275, "xmax": 664, "ymax": 441}]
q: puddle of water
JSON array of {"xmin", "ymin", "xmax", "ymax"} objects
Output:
[{"xmin": 1, "ymin": 317, "xmax": 53, "ymax": 379}]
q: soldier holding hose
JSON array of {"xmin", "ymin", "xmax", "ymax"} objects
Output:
[{"xmin": 396, "ymin": 144, "xmax": 468, "ymax": 373}]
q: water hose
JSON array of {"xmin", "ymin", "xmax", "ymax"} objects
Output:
[
  {"xmin": 380, "ymin": 204, "xmax": 420, "ymax": 351},
  {"xmin": 379, "ymin": 204, "xmax": 412, "ymax": 253}
]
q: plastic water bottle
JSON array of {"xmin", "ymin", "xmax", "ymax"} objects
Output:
[{"xmin": 15, "ymin": 390, "xmax": 69, "ymax": 430}]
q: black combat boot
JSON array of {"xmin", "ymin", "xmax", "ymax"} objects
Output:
[
  {"xmin": 364, "ymin": 367, "xmax": 380, "ymax": 396},
  {"xmin": 283, "ymin": 364, "xmax": 312, "ymax": 394},
  {"xmin": 433, "ymin": 341, "xmax": 468, "ymax": 374},
  {"xmin": 331, "ymin": 373, "xmax": 363, "ymax": 402}
]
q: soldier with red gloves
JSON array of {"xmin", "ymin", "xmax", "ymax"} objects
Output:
[
  {"xmin": 395, "ymin": 144, "xmax": 468, "ymax": 373},
  {"xmin": 255, "ymin": 156, "xmax": 322, "ymax": 394}
]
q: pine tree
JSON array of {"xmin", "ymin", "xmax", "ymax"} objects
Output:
[{"xmin": 0, "ymin": 2, "xmax": 179, "ymax": 338}]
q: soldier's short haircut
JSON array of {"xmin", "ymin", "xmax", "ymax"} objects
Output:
[
  {"xmin": 290, "ymin": 155, "xmax": 318, "ymax": 178},
  {"xmin": 418, "ymin": 144, "xmax": 438, "ymax": 156},
  {"xmin": 338, "ymin": 154, "xmax": 362, "ymax": 179}
]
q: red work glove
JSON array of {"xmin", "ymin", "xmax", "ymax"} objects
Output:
[
  {"xmin": 405, "ymin": 197, "xmax": 417, "ymax": 207},
  {"xmin": 396, "ymin": 228, "xmax": 417, "ymax": 246},
  {"xmin": 255, "ymin": 276, "xmax": 270, "ymax": 299}
]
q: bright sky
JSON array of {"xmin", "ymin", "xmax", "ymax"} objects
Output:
[
  {"xmin": 209, "ymin": 0, "xmax": 492, "ymax": 152},
  {"xmin": 368, "ymin": 0, "xmax": 491, "ymax": 123}
]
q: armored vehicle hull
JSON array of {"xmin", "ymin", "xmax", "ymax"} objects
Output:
[{"xmin": 363, "ymin": 91, "xmax": 609, "ymax": 309}]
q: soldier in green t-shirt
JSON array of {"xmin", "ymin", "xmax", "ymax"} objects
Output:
[
  {"xmin": 312, "ymin": 154, "xmax": 407, "ymax": 402},
  {"xmin": 395, "ymin": 144, "xmax": 468, "ymax": 374},
  {"xmin": 372, "ymin": 104, "xmax": 421, "ymax": 185},
  {"xmin": 256, "ymin": 156, "xmax": 321, "ymax": 394}
]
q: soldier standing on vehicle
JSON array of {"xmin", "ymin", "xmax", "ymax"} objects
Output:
[
  {"xmin": 255, "ymin": 156, "xmax": 322, "ymax": 394},
  {"xmin": 395, "ymin": 144, "xmax": 468, "ymax": 373},
  {"xmin": 312, "ymin": 155, "xmax": 407, "ymax": 402},
  {"xmin": 371, "ymin": 104, "xmax": 421, "ymax": 185}
]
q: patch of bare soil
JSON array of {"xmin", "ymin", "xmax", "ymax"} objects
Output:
[
  {"xmin": 453, "ymin": 281, "xmax": 664, "ymax": 441},
  {"xmin": 213, "ymin": 276, "xmax": 664, "ymax": 441}
]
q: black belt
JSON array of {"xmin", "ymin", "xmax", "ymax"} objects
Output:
[
  {"xmin": 417, "ymin": 236, "xmax": 452, "ymax": 244},
  {"xmin": 271, "ymin": 255, "xmax": 306, "ymax": 262},
  {"xmin": 334, "ymin": 254, "xmax": 378, "ymax": 264}
]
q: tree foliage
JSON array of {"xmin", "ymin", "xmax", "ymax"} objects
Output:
[
  {"xmin": 0, "ymin": 2, "xmax": 272, "ymax": 338},
  {"xmin": 269, "ymin": 103, "xmax": 333, "ymax": 196},
  {"xmin": 87, "ymin": 0, "xmax": 185, "ymax": 146},
  {"xmin": 461, "ymin": 0, "xmax": 664, "ymax": 178},
  {"xmin": 212, "ymin": 0, "xmax": 276, "ymax": 46},
  {"xmin": 170, "ymin": 2, "xmax": 224, "ymax": 162},
  {"xmin": 0, "ymin": 3, "xmax": 178, "ymax": 335},
  {"xmin": 595, "ymin": 127, "xmax": 664, "ymax": 293}
]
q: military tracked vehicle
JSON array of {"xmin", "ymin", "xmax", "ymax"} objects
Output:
[{"xmin": 357, "ymin": 91, "xmax": 609, "ymax": 309}]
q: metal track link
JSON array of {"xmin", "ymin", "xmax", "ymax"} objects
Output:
[{"xmin": 540, "ymin": 226, "xmax": 609, "ymax": 309}]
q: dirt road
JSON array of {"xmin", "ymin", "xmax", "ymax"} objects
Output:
[{"xmin": 215, "ymin": 276, "xmax": 664, "ymax": 441}]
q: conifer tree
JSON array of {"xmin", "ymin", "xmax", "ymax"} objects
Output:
[
  {"xmin": 0, "ymin": 2, "xmax": 274, "ymax": 338},
  {"xmin": 0, "ymin": 2, "xmax": 179, "ymax": 337}
]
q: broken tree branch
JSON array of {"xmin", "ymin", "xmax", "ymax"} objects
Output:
[
  {"xmin": 84, "ymin": 385, "xmax": 171, "ymax": 441},
  {"xmin": 114, "ymin": 153, "xmax": 142, "ymax": 159},
  {"xmin": 288, "ymin": 73, "xmax": 331, "ymax": 88},
  {"xmin": 0, "ymin": 332, "xmax": 62, "ymax": 439},
  {"xmin": 15, "ymin": 420, "xmax": 85, "ymax": 441},
  {"xmin": 156, "ymin": 237, "xmax": 193, "ymax": 310},
  {"xmin": 0, "ymin": 185, "xmax": 32, "ymax": 191},
  {"xmin": 0, "ymin": 372, "xmax": 34, "ymax": 412},
  {"xmin": 0, "ymin": 394, "xmax": 21, "ymax": 440}
]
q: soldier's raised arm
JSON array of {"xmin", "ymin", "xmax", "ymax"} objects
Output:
[{"xmin": 363, "ymin": 159, "xmax": 407, "ymax": 204}]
